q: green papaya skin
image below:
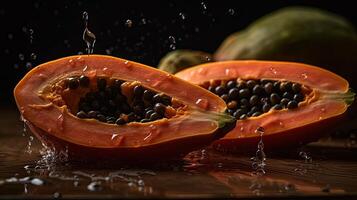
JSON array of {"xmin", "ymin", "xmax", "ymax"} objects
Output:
[
  {"xmin": 214, "ymin": 6, "xmax": 357, "ymax": 88},
  {"xmin": 158, "ymin": 50, "xmax": 212, "ymax": 74}
]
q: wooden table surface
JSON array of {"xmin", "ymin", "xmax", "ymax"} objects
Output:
[{"xmin": 1, "ymin": 107, "xmax": 357, "ymax": 199}]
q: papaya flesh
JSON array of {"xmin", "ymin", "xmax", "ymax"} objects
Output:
[
  {"xmin": 214, "ymin": 7, "xmax": 357, "ymax": 89},
  {"xmin": 14, "ymin": 55, "xmax": 235, "ymax": 161},
  {"xmin": 175, "ymin": 60, "xmax": 355, "ymax": 152}
]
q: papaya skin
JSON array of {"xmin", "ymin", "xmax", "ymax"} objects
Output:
[
  {"xmin": 214, "ymin": 7, "xmax": 357, "ymax": 89},
  {"xmin": 158, "ymin": 49, "xmax": 212, "ymax": 74},
  {"xmin": 14, "ymin": 55, "xmax": 235, "ymax": 161},
  {"xmin": 176, "ymin": 60, "xmax": 354, "ymax": 152}
]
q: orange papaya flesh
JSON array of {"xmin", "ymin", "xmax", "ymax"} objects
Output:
[
  {"xmin": 14, "ymin": 55, "xmax": 235, "ymax": 161},
  {"xmin": 175, "ymin": 60, "xmax": 355, "ymax": 152}
]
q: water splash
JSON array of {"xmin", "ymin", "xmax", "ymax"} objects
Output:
[
  {"xmin": 87, "ymin": 181, "xmax": 102, "ymax": 191},
  {"xmin": 299, "ymin": 150, "xmax": 312, "ymax": 163},
  {"xmin": 18, "ymin": 53, "xmax": 25, "ymax": 61},
  {"xmin": 201, "ymin": 1, "xmax": 207, "ymax": 10},
  {"xmin": 168, "ymin": 35, "xmax": 176, "ymax": 50},
  {"xmin": 82, "ymin": 11, "xmax": 96, "ymax": 54},
  {"xmin": 251, "ymin": 127, "xmax": 266, "ymax": 176},
  {"xmin": 179, "ymin": 12, "xmax": 187, "ymax": 20},
  {"xmin": 228, "ymin": 8, "xmax": 235, "ymax": 15},
  {"xmin": 125, "ymin": 19, "xmax": 133, "ymax": 28},
  {"xmin": 30, "ymin": 52, "xmax": 37, "ymax": 60},
  {"xmin": 25, "ymin": 136, "xmax": 34, "ymax": 154},
  {"xmin": 29, "ymin": 28, "xmax": 34, "ymax": 44}
]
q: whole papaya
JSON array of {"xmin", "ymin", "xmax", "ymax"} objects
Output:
[
  {"xmin": 214, "ymin": 6, "xmax": 357, "ymax": 88},
  {"xmin": 158, "ymin": 50, "xmax": 212, "ymax": 74}
]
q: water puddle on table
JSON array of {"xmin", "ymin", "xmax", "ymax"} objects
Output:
[{"xmin": 2, "ymin": 103, "xmax": 357, "ymax": 199}]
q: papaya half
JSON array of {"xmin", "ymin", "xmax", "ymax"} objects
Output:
[
  {"xmin": 14, "ymin": 55, "xmax": 235, "ymax": 162},
  {"xmin": 175, "ymin": 60, "xmax": 355, "ymax": 152}
]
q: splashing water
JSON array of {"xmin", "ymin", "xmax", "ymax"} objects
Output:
[
  {"xmin": 201, "ymin": 1, "xmax": 207, "ymax": 10},
  {"xmin": 82, "ymin": 11, "xmax": 96, "ymax": 54},
  {"xmin": 251, "ymin": 127, "xmax": 266, "ymax": 176},
  {"xmin": 168, "ymin": 35, "xmax": 176, "ymax": 50},
  {"xmin": 25, "ymin": 136, "xmax": 34, "ymax": 154},
  {"xmin": 179, "ymin": 12, "xmax": 186, "ymax": 20},
  {"xmin": 18, "ymin": 53, "xmax": 25, "ymax": 61},
  {"xmin": 125, "ymin": 19, "xmax": 133, "ymax": 28},
  {"xmin": 228, "ymin": 8, "xmax": 235, "ymax": 15},
  {"xmin": 29, "ymin": 28, "xmax": 34, "ymax": 44},
  {"xmin": 299, "ymin": 150, "xmax": 312, "ymax": 163}
]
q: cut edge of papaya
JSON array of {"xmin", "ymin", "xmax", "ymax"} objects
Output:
[
  {"xmin": 175, "ymin": 60, "xmax": 354, "ymax": 151},
  {"xmin": 175, "ymin": 60, "xmax": 349, "ymax": 92}
]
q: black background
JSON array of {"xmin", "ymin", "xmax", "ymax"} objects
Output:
[{"xmin": 1, "ymin": 1, "xmax": 356, "ymax": 106}]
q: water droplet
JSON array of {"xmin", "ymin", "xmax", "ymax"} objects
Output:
[
  {"xmin": 31, "ymin": 178, "xmax": 44, "ymax": 186},
  {"xmin": 279, "ymin": 121, "xmax": 284, "ymax": 127},
  {"xmin": 179, "ymin": 12, "xmax": 186, "ymax": 20},
  {"xmin": 26, "ymin": 62, "xmax": 33, "ymax": 69},
  {"xmin": 299, "ymin": 151, "xmax": 312, "ymax": 163},
  {"xmin": 22, "ymin": 26, "xmax": 28, "ymax": 33},
  {"xmin": 301, "ymin": 73, "xmax": 308, "ymax": 79},
  {"xmin": 125, "ymin": 19, "xmax": 133, "ymax": 28},
  {"xmin": 168, "ymin": 35, "xmax": 176, "ymax": 43},
  {"xmin": 19, "ymin": 53, "xmax": 25, "ymax": 61},
  {"xmin": 169, "ymin": 44, "xmax": 176, "ymax": 50},
  {"xmin": 53, "ymin": 192, "xmax": 62, "ymax": 199},
  {"xmin": 19, "ymin": 177, "xmax": 30, "ymax": 182},
  {"xmin": 255, "ymin": 127, "xmax": 265, "ymax": 136},
  {"xmin": 269, "ymin": 67, "xmax": 277, "ymax": 75},
  {"xmin": 251, "ymin": 127, "xmax": 266, "ymax": 175},
  {"xmin": 228, "ymin": 8, "xmax": 235, "ymax": 15},
  {"xmin": 73, "ymin": 181, "xmax": 79, "ymax": 187},
  {"xmin": 6, "ymin": 177, "xmax": 18, "ymax": 183},
  {"xmin": 111, "ymin": 134, "xmax": 119, "ymax": 140},
  {"xmin": 138, "ymin": 179, "xmax": 145, "ymax": 186},
  {"xmin": 128, "ymin": 182, "xmax": 135, "ymax": 187},
  {"xmin": 87, "ymin": 181, "xmax": 102, "ymax": 191},
  {"xmin": 201, "ymin": 1, "xmax": 207, "ymax": 10},
  {"xmin": 30, "ymin": 53, "xmax": 37, "ymax": 60},
  {"xmin": 26, "ymin": 136, "xmax": 34, "ymax": 154},
  {"xmin": 82, "ymin": 11, "xmax": 88, "ymax": 23},
  {"xmin": 105, "ymin": 48, "xmax": 112, "ymax": 55},
  {"xmin": 82, "ymin": 11, "xmax": 96, "ymax": 54},
  {"xmin": 195, "ymin": 98, "xmax": 209, "ymax": 109},
  {"xmin": 82, "ymin": 65, "xmax": 88, "ymax": 72},
  {"xmin": 141, "ymin": 18, "xmax": 147, "ymax": 25}
]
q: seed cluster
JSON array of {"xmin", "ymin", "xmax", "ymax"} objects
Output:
[
  {"xmin": 66, "ymin": 76, "xmax": 173, "ymax": 125},
  {"xmin": 205, "ymin": 79, "xmax": 305, "ymax": 119}
]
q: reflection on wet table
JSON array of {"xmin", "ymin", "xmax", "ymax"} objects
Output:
[{"xmin": 1, "ymin": 108, "xmax": 357, "ymax": 199}]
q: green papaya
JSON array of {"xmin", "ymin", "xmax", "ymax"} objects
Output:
[
  {"xmin": 214, "ymin": 6, "xmax": 357, "ymax": 88},
  {"xmin": 158, "ymin": 50, "xmax": 212, "ymax": 74}
]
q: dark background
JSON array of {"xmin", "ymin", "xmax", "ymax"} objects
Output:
[{"xmin": 1, "ymin": 1, "xmax": 356, "ymax": 107}]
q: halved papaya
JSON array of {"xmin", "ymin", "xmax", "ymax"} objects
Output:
[
  {"xmin": 14, "ymin": 55, "xmax": 235, "ymax": 161},
  {"xmin": 175, "ymin": 60, "xmax": 355, "ymax": 152}
]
